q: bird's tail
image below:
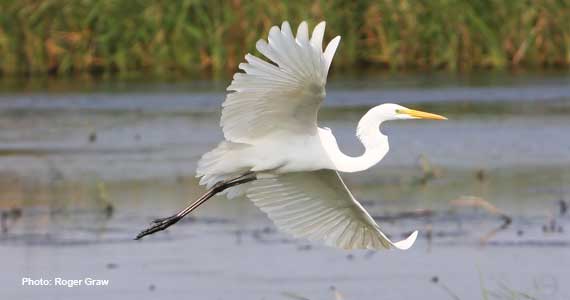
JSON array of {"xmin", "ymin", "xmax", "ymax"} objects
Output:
[{"xmin": 196, "ymin": 141, "xmax": 251, "ymax": 199}]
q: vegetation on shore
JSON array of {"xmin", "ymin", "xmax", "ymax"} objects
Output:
[{"xmin": 0, "ymin": 0, "xmax": 569, "ymax": 77}]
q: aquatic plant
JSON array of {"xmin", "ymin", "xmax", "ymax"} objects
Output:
[{"xmin": 0, "ymin": 0, "xmax": 568, "ymax": 77}]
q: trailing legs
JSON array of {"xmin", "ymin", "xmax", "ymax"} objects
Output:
[{"xmin": 135, "ymin": 172, "xmax": 257, "ymax": 240}]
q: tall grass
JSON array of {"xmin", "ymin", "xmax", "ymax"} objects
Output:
[{"xmin": 0, "ymin": 0, "xmax": 568, "ymax": 77}]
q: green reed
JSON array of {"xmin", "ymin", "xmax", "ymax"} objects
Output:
[{"xmin": 0, "ymin": 0, "xmax": 568, "ymax": 77}]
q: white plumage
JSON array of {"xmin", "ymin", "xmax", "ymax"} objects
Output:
[
  {"xmin": 248, "ymin": 170, "xmax": 417, "ymax": 250},
  {"xmin": 221, "ymin": 21, "xmax": 338, "ymax": 144},
  {"xmin": 192, "ymin": 20, "xmax": 447, "ymax": 250}
]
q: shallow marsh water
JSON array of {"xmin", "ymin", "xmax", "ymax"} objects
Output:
[{"xmin": 0, "ymin": 72, "xmax": 569, "ymax": 299}]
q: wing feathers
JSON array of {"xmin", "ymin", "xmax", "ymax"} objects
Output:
[
  {"xmin": 310, "ymin": 21, "xmax": 326, "ymax": 52},
  {"xmin": 281, "ymin": 21, "xmax": 294, "ymax": 40},
  {"xmin": 324, "ymin": 36, "xmax": 341, "ymax": 74},
  {"xmin": 247, "ymin": 170, "xmax": 418, "ymax": 250},
  {"xmin": 221, "ymin": 21, "xmax": 338, "ymax": 143},
  {"xmin": 296, "ymin": 21, "xmax": 309, "ymax": 43}
]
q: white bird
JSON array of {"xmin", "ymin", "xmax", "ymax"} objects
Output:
[{"xmin": 136, "ymin": 21, "xmax": 447, "ymax": 250}]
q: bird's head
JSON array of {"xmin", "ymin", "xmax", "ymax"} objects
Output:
[{"xmin": 372, "ymin": 103, "xmax": 447, "ymax": 121}]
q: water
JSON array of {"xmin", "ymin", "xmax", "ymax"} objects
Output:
[{"xmin": 1, "ymin": 72, "xmax": 569, "ymax": 299}]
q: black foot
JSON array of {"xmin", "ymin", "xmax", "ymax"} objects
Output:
[{"xmin": 135, "ymin": 215, "xmax": 183, "ymax": 240}]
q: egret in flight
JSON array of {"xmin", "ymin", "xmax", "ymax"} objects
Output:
[{"xmin": 136, "ymin": 21, "xmax": 447, "ymax": 250}]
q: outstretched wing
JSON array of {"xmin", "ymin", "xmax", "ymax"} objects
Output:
[
  {"xmin": 222, "ymin": 21, "xmax": 341, "ymax": 143},
  {"xmin": 247, "ymin": 170, "xmax": 418, "ymax": 250}
]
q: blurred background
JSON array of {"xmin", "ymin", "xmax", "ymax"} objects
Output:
[{"xmin": 1, "ymin": 1, "xmax": 569, "ymax": 299}]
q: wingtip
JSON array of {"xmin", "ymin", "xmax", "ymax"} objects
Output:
[
  {"xmin": 314, "ymin": 21, "xmax": 326, "ymax": 33},
  {"xmin": 311, "ymin": 21, "xmax": 327, "ymax": 49},
  {"xmin": 281, "ymin": 21, "xmax": 293, "ymax": 38},
  {"xmin": 392, "ymin": 230, "xmax": 419, "ymax": 250},
  {"xmin": 269, "ymin": 25, "xmax": 281, "ymax": 37},
  {"xmin": 296, "ymin": 21, "xmax": 309, "ymax": 43}
]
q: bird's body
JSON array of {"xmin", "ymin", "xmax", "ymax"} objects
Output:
[
  {"xmin": 136, "ymin": 20, "xmax": 446, "ymax": 250},
  {"xmin": 197, "ymin": 113, "xmax": 391, "ymax": 191}
]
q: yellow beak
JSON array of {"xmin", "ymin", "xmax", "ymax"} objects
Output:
[{"xmin": 399, "ymin": 108, "xmax": 448, "ymax": 120}]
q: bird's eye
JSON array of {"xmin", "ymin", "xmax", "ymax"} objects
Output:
[{"xmin": 395, "ymin": 109, "xmax": 403, "ymax": 114}]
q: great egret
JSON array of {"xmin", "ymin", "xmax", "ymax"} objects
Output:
[{"xmin": 136, "ymin": 21, "xmax": 447, "ymax": 250}]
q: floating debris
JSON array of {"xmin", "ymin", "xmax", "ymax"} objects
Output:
[
  {"xmin": 450, "ymin": 196, "xmax": 511, "ymax": 224},
  {"xmin": 97, "ymin": 181, "xmax": 114, "ymax": 218},
  {"xmin": 450, "ymin": 196, "xmax": 512, "ymax": 245},
  {"xmin": 559, "ymin": 199, "xmax": 568, "ymax": 216},
  {"xmin": 412, "ymin": 154, "xmax": 442, "ymax": 185},
  {"xmin": 475, "ymin": 169, "xmax": 487, "ymax": 182},
  {"xmin": 542, "ymin": 217, "xmax": 564, "ymax": 234},
  {"xmin": 1, "ymin": 207, "xmax": 22, "ymax": 234},
  {"xmin": 426, "ymin": 224, "xmax": 433, "ymax": 252},
  {"xmin": 88, "ymin": 132, "xmax": 97, "ymax": 143},
  {"xmin": 373, "ymin": 209, "xmax": 434, "ymax": 222},
  {"xmin": 430, "ymin": 276, "xmax": 460, "ymax": 300},
  {"xmin": 106, "ymin": 263, "xmax": 118, "ymax": 269}
]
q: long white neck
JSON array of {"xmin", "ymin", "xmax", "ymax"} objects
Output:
[{"xmin": 325, "ymin": 107, "xmax": 390, "ymax": 173}]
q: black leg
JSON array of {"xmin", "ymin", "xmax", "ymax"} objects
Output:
[{"xmin": 135, "ymin": 172, "xmax": 257, "ymax": 240}]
